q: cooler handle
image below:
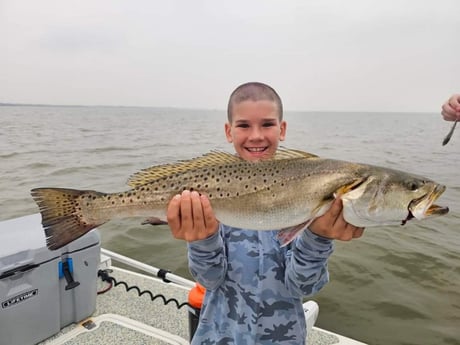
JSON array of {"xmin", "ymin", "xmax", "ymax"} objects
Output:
[{"xmin": 58, "ymin": 258, "xmax": 80, "ymax": 290}]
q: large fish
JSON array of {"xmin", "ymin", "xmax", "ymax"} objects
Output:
[{"xmin": 31, "ymin": 148, "xmax": 448, "ymax": 250}]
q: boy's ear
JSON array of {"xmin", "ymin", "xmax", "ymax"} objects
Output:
[
  {"xmin": 225, "ymin": 122, "xmax": 233, "ymax": 143},
  {"xmin": 279, "ymin": 121, "xmax": 287, "ymax": 141}
]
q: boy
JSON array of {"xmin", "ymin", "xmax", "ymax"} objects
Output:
[{"xmin": 167, "ymin": 82, "xmax": 364, "ymax": 344}]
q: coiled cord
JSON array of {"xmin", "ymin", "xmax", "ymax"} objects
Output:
[{"xmin": 97, "ymin": 269, "xmax": 191, "ymax": 309}]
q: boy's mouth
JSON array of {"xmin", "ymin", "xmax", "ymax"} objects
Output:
[{"xmin": 246, "ymin": 147, "xmax": 267, "ymax": 153}]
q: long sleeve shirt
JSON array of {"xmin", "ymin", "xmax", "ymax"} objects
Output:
[{"xmin": 187, "ymin": 224, "xmax": 334, "ymax": 345}]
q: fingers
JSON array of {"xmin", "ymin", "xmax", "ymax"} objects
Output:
[
  {"xmin": 441, "ymin": 94, "xmax": 460, "ymax": 121},
  {"xmin": 166, "ymin": 194, "xmax": 182, "ymax": 235},
  {"xmin": 328, "ymin": 197, "xmax": 343, "ymax": 226},
  {"xmin": 190, "ymin": 191, "xmax": 204, "ymax": 229},
  {"xmin": 353, "ymin": 227, "xmax": 365, "ymax": 238},
  {"xmin": 336, "ymin": 225, "xmax": 365, "ymax": 241},
  {"xmin": 201, "ymin": 194, "xmax": 218, "ymax": 231},
  {"xmin": 166, "ymin": 190, "xmax": 218, "ymax": 242},
  {"xmin": 449, "ymin": 94, "xmax": 460, "ymax": 108},
  {"xmin": 309, "ymin": 197, "xmax": 365, "ymax": 241},
  {"xmin": 180, "ymin": 190, "xmax": 194, "ymax": 228}
]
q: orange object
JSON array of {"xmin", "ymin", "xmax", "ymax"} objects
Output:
[{"xmin": 188, "ymin": 282, "xmax": 206, "ymax": 309}]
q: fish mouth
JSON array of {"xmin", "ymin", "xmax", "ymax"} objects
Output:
[{"xmin": 403, "ymin": 184, "xmax": 449, "ymax": 225}]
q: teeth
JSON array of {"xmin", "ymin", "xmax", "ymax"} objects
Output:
[{"xmin": 247, "ymin": 147, "xmax": 265, "ymax": 152}]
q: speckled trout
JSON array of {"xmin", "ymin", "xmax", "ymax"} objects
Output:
[{"xmin": 31, "ymin": 148, "xmax": 448, "ymax": 250}]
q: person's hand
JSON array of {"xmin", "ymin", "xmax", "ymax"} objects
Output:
[
  {"xmin": 309, "ymin": 197, "xmax": 364, "ymax": 241},
  {"xmin": 167, "ymin": 190, "xmax": 219, "ymax": 242},
  {"xmin": 441, "ymin": 94, "xmax": 460, "ymax": 121}
]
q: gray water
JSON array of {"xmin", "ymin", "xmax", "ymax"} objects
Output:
[{"xmin": 1, "ymin": 105, "xmax": 459, "ymax": 345}]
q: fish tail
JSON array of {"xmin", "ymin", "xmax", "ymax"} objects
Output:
[{"xmin": 31, "ymin": 187, "xmax": 106, "ymax": 250}]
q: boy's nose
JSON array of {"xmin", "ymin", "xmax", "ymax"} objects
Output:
[{"xmin": 249, "ymin": 127, "xmax": 263, "ymax": 140}]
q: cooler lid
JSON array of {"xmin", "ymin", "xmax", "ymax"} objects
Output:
[
  {"xmin": 0, "ymin": 213, "xmax": 54, "ymax": 276},
  {"xmin": 0, "ymin": 213, "xmax": 100, "ymax": 276}
]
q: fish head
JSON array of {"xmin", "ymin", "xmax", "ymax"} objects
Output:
[{"xmin": 341, "ymin": 170, "xmax": 449, "ymax": 227}]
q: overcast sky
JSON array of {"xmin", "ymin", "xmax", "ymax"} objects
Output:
[{"xmin": 1, "ymin": 0, "xmax": 459, "ymax": 112}]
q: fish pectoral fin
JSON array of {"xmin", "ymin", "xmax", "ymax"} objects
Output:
[
  {"xmin": 141, "ymin": 217, "xmax": 168, "ymax": 226},
  {"xmin": 277, "ymin": 220, "xmax": 314, "ymax": 247}
]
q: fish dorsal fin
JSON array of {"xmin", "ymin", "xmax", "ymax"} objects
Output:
[
  {"xmin": 274, "ymin": 147, "xmax": 318, "ymax": 159},
  {"xmin": 127, "ymin": 151, "xmax": 244, "ymax": 187},
  {"xmin": 127, "ymin": 148, "xmax": 318, "ymax": 187}
]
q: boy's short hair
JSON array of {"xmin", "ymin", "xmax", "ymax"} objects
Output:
[{"xmin": 227, "ymin": 82, "xmax": 283, "ymax": 122}]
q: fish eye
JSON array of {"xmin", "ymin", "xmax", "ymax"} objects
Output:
[{"xmin": 406, "ymin": 180, "xmax": 420, "ymax": 191}]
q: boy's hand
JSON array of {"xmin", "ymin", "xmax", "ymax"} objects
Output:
[
  {"xmin": 441, "ymin": 94, "xmax": 460, "ymax": 121},
  {"xmin": 309, "ymin": 197, "xmax": 364, "ymax": 241},
  {"xmin": 167, "ymin": 190, "xmax": 219, "ymax": 242}
]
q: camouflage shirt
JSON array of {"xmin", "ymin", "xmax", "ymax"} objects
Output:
[{"xmin": 187, "ymin": 225, "xmax": 333, "ymax": 345}]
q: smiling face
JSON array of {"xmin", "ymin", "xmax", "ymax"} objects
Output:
[{"xmin": 225, "ymin": 100, "xmax": 286, "ymax": 161}]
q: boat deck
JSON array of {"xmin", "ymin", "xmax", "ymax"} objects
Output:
[{"xmin": 39, "ymin": 254, "xmax": 366, "ymax": 345}]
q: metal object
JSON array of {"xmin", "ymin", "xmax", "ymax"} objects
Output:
[{"xmin": 442, "ymin": 119, "xmax": 457, "ymax": 146}]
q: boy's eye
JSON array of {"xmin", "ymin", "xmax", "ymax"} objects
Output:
[
  {"xmin": 236, "ymin": 123, "xmax": 250, "ymax": 128},
  {"xmin": 262, "ymin": 122, "xmax": 276, "ymax": 127}
]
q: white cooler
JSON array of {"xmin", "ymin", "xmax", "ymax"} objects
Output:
[{"xmin": 0, "ymin": 213, "xmax": 101, "ymax": 345}]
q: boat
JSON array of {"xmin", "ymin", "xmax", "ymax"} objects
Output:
[{"xmin": 0, "ymin": 214, "xmax": 367, "ymax": 345}]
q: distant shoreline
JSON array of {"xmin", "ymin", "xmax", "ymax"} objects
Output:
[
  {"xmin": 0, "ymin": 103, "xmax": 435, "ymax": 115},
  {"xmin": 0, "ymin": 102, "xmax": 176, "ymax": 109}
]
